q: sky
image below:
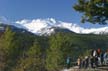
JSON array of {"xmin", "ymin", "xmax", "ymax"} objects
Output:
[{"xmin": 0, "ymin": 0, "xmax": 107, "ymax": 28}]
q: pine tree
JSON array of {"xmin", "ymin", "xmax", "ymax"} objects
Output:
[
  {"xmin": 46, "ymin": 33, "xmax": 64, "ymax": 71},
  {"xmin": 73, "ymin": 0, "xmax": 108, "ymax": 24},
  {"xmin": 0, "ymin": 27, "xmax": 15, "ymax": 71},
  {"xmin": 13, "ymin": 41, "xmax": 43, "ymax": 71}
]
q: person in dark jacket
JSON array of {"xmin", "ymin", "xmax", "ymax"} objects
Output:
[
  {"xmin": 90, "ymin": 56, "xmax": 94, "ymax": 68},
  {"xmin": 100, "ymin": 52, "xmax": 104, "ymax": 65}
]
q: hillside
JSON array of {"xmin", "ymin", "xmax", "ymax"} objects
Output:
[{"xmin": 0, "ymin": 26, "xmax": 108, "ymax": 71}]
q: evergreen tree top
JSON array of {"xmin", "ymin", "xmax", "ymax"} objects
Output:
[{"xmin": 73, "ymin": 0, "xmax": 108, "ymax": 25}]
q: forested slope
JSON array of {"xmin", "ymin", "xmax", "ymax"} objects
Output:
[{"xmin": 0, "ymin": 27, "xmax": 108, "ymax": 71}]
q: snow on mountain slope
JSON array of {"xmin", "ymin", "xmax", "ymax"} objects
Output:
[
  {"xmin": 15, "ymin": 18, "xmax": 86, "ymax": 35},
  {"xmin": 16, "ymin": 18, "xmax": 108, "ymax": 35},
  {"xmin": 1, "ymin": 17, "xmax": 108, "ymax": 35},
  {"xmin": 15, "ymin": 18, "xmax": 58, "ymax": 35}
]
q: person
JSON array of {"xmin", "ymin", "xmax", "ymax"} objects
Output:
[
  {"xmin": 66, "ymin": 57, "xmax": 71, "ymax": 69},
  {"xmin": 91, "ymin": 49, "xmax": 97, "ymax": 57},
  {"xmin": 84, "ymin": 56, "xmax": 89, "ymax": 68},
  {"xmin": 97, "ymin": 48, "xmax": 101, "ymax": 66},
  {"xmin": 95, "ymin": 56, "xmax": 98, "ymax": 67},
  {"xmin": 91, "ymin": 49, "xmax": 94, "ymax": 57},
  {"xmin": 90, "ymin": 56, "xmax": 94, "ymax": 68},
  {"xmin": 97, "ymin": 48, "xmax": 101, "ymax": 57},
  {"xmin": 100, "ymin": 52, "xmax": 104, "ymax": 65},
  {"xmin": 77, "ymin": 57, "xmax": 81, "ymax": 69},
  {"xmin": 103, "ymin": 50, "xmax": 108, "ymax": 65},
  {"xmin": 93, "ymin": 50, "xmax": 97, "ymax": 57},
  {"xmin": 90, "ymin": 55, "xmax": 98, "ymax": 68},
  {"xmin": 81, "ymin": 57, "xmax": 85, "ymax": 68}
]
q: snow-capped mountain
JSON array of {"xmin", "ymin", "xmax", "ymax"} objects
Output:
[
  {"xmin": 1, "ymin": 17, "xmax": 108, "ymax": 35},
  {"xmin": 15, "ymin": 18, "xmax": 108, "ymax": 35}
]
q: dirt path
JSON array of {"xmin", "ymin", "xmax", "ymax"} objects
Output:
[{"xmin": 66, "ymin": 65, "xmax": 108, "ymax": 71}]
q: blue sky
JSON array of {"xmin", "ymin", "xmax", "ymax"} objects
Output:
[{"xmin": 0, "ymin": 0, "xmax": 107, "ymax": 28}]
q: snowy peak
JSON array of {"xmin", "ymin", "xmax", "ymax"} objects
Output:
[
  {"xmin": 0, "ymin": 17, "xmax": 108, "ymax": 35},
  {"xmin": 15, "ymin": 18, "xmax": 82, "ymax": 35}
]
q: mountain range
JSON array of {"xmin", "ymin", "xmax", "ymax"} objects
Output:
[{"xmin": 0, "ymin": 17, "xmax": 108, "ymax": 35}]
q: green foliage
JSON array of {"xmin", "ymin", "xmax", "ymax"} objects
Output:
[
  {"xmin": 1, "ymin": 27, "xmax": 15, "ymax": 50},
  {"xmin": 13, "ymin": 41, "xmax": 43, "ymax": 71},
  {"xmin": 46, "ymin": 33, "xmax": 64, "ymax": 71},
  {"xmin": 0, "ymin": 27, "xmax": 15, "ymax": 71},
  {"xmin": 0, "ymin": 27, "xmax": 108, "ymax": 71},
  {"xmin": 73, "ymin": 0, "xmax": 108, "ymax": 24}
]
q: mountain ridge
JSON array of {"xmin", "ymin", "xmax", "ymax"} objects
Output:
[{"xmin": 0, "ymin": 17, "xmax": 108, "ymax": 35}]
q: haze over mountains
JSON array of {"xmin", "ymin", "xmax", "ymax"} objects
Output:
[{"xmin": 0, "ymin": 17, "xmax": 108, "ymax": 35}]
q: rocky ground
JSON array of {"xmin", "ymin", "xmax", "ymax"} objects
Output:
[{"xmin": 63, "ymin": 65, "xmax": 108, "ymax": 71}]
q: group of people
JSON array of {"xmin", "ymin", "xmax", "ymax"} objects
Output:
[{"xmin": 77, "ymin": 49, "xmax": 108, "ymax": 69}]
